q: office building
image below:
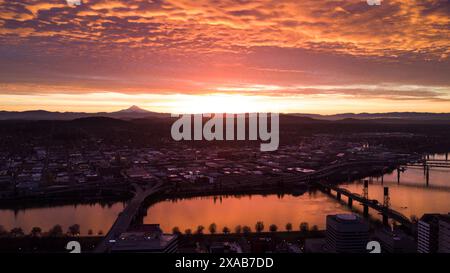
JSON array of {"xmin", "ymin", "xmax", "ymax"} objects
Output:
[
  {"xmin": 326, "ymin": 214, "xmax": 369, "ymax": 253},
  {"xmin": 417, "ymin": 214, "xmax": 440, "ymax": 253}
]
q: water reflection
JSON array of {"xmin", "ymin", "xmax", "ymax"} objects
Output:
[
  {"xmin": 1, "ymin": 153, "xmax": 448, "ymax": 235},
  {"xmin": 145, "ymin": 192, "xmax": 351, "ymax": 233},
  {"xmin": 146, "ymin": 153, "xmax": 450, "ymax": 232},
  {"xmin": 0, "ymin": 203, "xmax": 125, "ymax": 235},
  {"xmin": 341, "ymin": 153, "xmax": 450, "ymax": 221}
]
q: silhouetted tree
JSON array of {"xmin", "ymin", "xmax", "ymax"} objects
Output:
[
  {"xmin": 255, "ymin": 221, "xmax": 265, "ymax": 233},
  {"xmin": 68, "ymin": 224, "xmax": 80, "ymax": 236},
  {"xmin": 269, "ymin": 224, "xmax": 278, "ymax": 233},
  {"xmin": 10, "ymin": 227, "xmax": 24, "ymax": 238},
  {"xmin": 222, "ymin": 226, "xmax": 230, "ymax": 235},
  {"xmin": 209, "ymin": 223, "xmax": 217, "ymax": 234},
  {"xmin": 196, "ymin": 225, "xmax": 205, "ymax": 235},
  {"xmin": 235, "ymin": 225, "xmax": 242, "ymax": 234},
  {"xmin": 311, "ymin": 225, "xmax": 319, "ymax": 232},
  {"xmin": 88, "ymin": 229, "xmax": 94, "ymax": 236},
  {"xmin": 98, "ymin": 230, "xmax": 104, "ymax": 236},
  {"xmin": 285, "ymin": 223, "xmax": 293, "ymax": 232},
  {"xmin": 300, "ymin": 222, "xmax": 309, "ymax": 232},
  {"xmin": 242, "ymin": 225, "xmax": 251, "ymax": 235},
  {"xmin": 410, "ymin": 215, "xmax": 419, "ymax": 224},
  {"xmin": 48, "ymin": 225, "xmax": 63, "ymax": 237},
  {"xmin": 185, "ymin": 229, "xmax": 192, "ymax": 236},
  {"xmin": 172, "ymin": 226, "xmax": 181, "ymax": 235},
  {"xmin": 30, "ymin": 227, "xmax": 42, "ymax": 237}
]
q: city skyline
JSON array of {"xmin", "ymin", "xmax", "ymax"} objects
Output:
[{"xmin": 1, "ymin": 0, "xmax": 449, "ymax": 114}]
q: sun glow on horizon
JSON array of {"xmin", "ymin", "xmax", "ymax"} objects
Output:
[
  {"xmin": 0, "ymin": 0, "xmax": 449, "ymax": 115},
  {"xmin": 167, "ymin": 93, "xmax": 283, "ymax": 114},
  {"xmin": 2, "ymin": 91, "xmax": 450, "ymax": 115}
]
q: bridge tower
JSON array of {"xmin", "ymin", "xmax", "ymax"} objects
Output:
[
  {"xmin": 363, "ymin": 205, "xmax": 369, "ymax": 218},
  {"xmin": 383, "ymin": 187, "xmax": 390, "ymax": 208},
  {"xmin": 382, "ymin": 187, "xmax": 391, "ymax": 226},
  {"xmin": 363, "ymin": 180, "xmax": 369, "ymax": 199}
]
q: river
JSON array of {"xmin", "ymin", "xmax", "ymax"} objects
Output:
[{"xmin": 1, "ymin": 153, "xmax": 448, "ymax": 235}]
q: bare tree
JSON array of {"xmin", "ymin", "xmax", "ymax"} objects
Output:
[
  {"xmin": 234, "ymin": 225, "xmax": 242, "ymax": 234},
  {"xmin": 242, "ymin": 225, "xmax": 251, "ymax": 235},
  {"xmin": 172, "ymin": 226, "xmax": 181, "ymax": 235},
  {"xmin": 48, "ymin": 225, "xmax": 63, "ymax": 237},
  {"xmin": 208, "ymin": 223, "xmax": 217, "ymax": 234},
  {"xmin": 300, "ymin": 222, "xmax": 309, "ymax": 232},
  {"xmin": 222, "ymin": 226, "xmax": 230, "ymax": 235},
  {"xmin": 269, "ymin": 224, "xmax": 278, "ymax": 233},
  {"xmin": 255, "ymin": 221, "xmax": 265, "ymax": 233},
  {"xmin": 30, "ymin": 227, "xmax": 42, "ymax": 237},
  {"xmin": 68, "ymin": 224, "xmax": 80, "ymax": 236},
  {"xmin": 196, "ymin": 225, "xmax": 205, "ymax": 235},
  {"xmin": 285, "ymin": 223, "xmax": 293, "ymax": 232},
  {"xmin": 10, "ymin": 227, "xmax": 24, "ymax": 238}
]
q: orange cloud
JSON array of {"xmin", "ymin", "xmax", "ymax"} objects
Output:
[
  {"xmin": 0, "ymin": 0, "xmax": 449, "ymax": 114},
  {"xmin": 0, "ymin": 0, "xmax": 447, "ymax": 58}
]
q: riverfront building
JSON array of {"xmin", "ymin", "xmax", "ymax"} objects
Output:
[
  {"xmin": 418, "ymin": 214, "xmax": 441, "ymax": 253},
  {"xmin": 325, "ymin": 214, "xmax": 369, "ymax": 253}
]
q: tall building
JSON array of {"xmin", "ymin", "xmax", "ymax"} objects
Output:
[
  {"xmin": 417, "ymin": 214, "xmax": 440, "ymax": 253},
  {"xmin": 438, "ymin": 214, "xmax": 450, "ymax": 253},
  {"xmin": 326, "ymin": 214, "xmax": 369, "ymax": 253}
]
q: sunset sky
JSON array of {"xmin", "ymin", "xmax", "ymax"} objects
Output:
[{"xmin": 0, "ymin": 0, "xmax": 449, "ymax": 114}]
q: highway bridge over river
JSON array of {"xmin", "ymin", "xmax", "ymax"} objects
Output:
[
  {"xmin": 95, "ymin": 158, "xmax": 417, "ymax": 252},
  {"xmin": 281, "ymin": 159, "xmax": 414, "ymax": 231},
  {"xmin": 314, "ymin": 181, "xmax": 413, "ymax": 230},
  {"xmin": 94, "ymin": 181, "xmax": 167, "ymax": 253}
]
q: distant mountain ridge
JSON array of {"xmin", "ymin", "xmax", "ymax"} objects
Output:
[
  {"xmin": 1, "ymin": 106, "xmax": 450, "ymax": 122},
  {"xmin": 0, "ymin": 106, "xmax": 168, "ymax": 120},
  {"xmin": 292, "ymin": 112, "xmax": 450, "ymax": 121}
]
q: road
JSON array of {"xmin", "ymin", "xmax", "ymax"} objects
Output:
[
  {"xmin": 94, "ymin": 158, "xmax": 412, "ymax": 252},
  {"xmin": 316, "ymin": 181, "xmax": 412, "ymax": 229},
  {"xmin": 94, "ymin": 181, "xmax": 165, "ymax": 253}
]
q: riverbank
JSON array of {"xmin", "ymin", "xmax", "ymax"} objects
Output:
[
  {"xmin": 0, "ymin": 182, "xmax": 133, "ymax": 209},
  {"xmin": 0, "ymin": 156, "xmax": 412, "ymax": 211}
]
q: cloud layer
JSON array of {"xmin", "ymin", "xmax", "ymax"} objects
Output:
[
  {"xmin": 0, "ymin": 0, "xmax": 449, "ymax": 112},
  {"xmin": 1, "ymin": 0, "xmax": 449, "ymax": 58}
]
